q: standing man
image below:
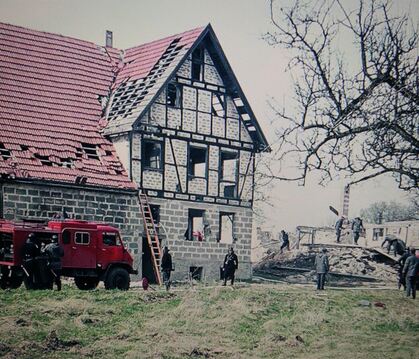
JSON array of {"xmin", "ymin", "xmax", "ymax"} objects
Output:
[
  {"xmin": 315, "ymin": 248, "xmax": 329, "ymax": 290},
  {"xmin": 335, "ymin": 216, "xmax": 345, "ymax": 243},
  {"xmin": 398, "ymin": 247, "xmax": 411, "ymax": 290},
  {"xmin": 43, "ymin": 235, "xmax": 64, "ymax": 291},
  {"xmin": 279, "ymin": 230, "xmax": 290, "ymax": 254},
  {"xmin": 161, "ymin": 246, "xmax": 173, "ymax": 291},
  {"xmin": 351, "ymin": 217, "xmax": 364, "ymax": 245},
  {"xmin": 222, "ymin": 247, "xmax": 238, "ymax": 286},
  {"xmin": 403, "ymin": 248, "xmax": 419, "ymax": 299},
  {"xmin": 21, "ymin": 233, "xmax": 39, "ymax": 289}
]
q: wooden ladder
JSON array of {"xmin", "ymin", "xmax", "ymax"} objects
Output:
[{"xmin": 138, "ymin": 192, "xmax": 162, "ymax": 285}]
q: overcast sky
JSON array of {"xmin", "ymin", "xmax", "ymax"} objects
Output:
[{"xmin": 1, "ymin": 0, "xmax": 416, "ymax": 232}]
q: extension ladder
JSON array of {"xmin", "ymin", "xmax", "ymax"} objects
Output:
[{"xmin": 138, "ymin": 192, "xmax": 162, "ymax": 285}]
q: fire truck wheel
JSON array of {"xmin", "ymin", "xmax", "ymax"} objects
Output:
[
  {"xmin": 105, "ymin": 267, "xmax": 130, "ymax": 290},
  {"xmin": 0, "ymin": 272, "xmax": 23, "ymax": 289},
  {"xmin": 74, "ymin": 277, "xmax": 99, "ymax": 290}
]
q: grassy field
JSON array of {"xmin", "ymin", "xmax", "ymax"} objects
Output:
[{"xmin": 0, "ymin": 283, "xmax": 418, "ymax": 359}]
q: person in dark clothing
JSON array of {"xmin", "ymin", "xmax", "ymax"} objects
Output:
[
  {"xmin": 161, "ymin": 246, "xmax": 173, "ymax": 291},
  {"xmin": 403, "ymin": 248, "xmax": 419, "ymax": 299},
  {"xmin": 279, "ymin": 230, "xmax": 290, "ymax": 254},
  {"xmin": 43, "ymin": 235, "xmax": 64, "ymax": 291},
  {"xmin": 21, "ymin": 233, "xmax": 40, "ymax": 289},
  {"xmin": 315, "ymin": 248, "xmax": 329, "ymax": 290},
  {"xmin": 398, "ymin": 248, "xmax": 411, "ymax": 290},
  {"xmin": 335, "ymin": 217, "xmax": 344, "ymax": 243},
  {"xmin": 381, "ymin": 235, "xmax": 406, "ymax": 256},
  {"xmin": 223, "ymin": 247, "xmax": 238, "ymax": 286},
  {"xmin": 351, "ymin": 217, "xmax": 364, "ymax": 245}
]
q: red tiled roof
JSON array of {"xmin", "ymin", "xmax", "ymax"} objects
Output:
[{"xmin": 0, "ymin": 22, "xmax": 205, "ymax": 189}]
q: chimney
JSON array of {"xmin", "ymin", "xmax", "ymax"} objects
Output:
[{"xmin": 106, "ymin": 30, "xmax": 113, "ymax": 48}]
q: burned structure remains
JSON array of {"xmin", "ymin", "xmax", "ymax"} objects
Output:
[{"xmin": 0, "ymin": 23, "xmax": 268, "ymax": 281}]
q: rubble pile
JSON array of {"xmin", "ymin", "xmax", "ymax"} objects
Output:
[{"xmin": 254, "ymin": 246, "xmax": 399, "ymax": 284}]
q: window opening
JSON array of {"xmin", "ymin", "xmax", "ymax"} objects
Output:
[
  {"xmin": 189, "ymin": 266, "xmax": 203, "ymax": 281},
  {"xmin": 188, "ymin": 146, "xmax": 207, "ymax": 178},
  {"xmin": 221, "ymin": 151, "xmax": 237, "ymax": 181},
  {"xmin": 186, "ymin": 209, "xmax": 205, "ymax": 241},
  {"xmin": 81, "ymin": 143, "xmax": 99, "ymax": 160},
  {"xmin": 143, "ymin": 141, "xmax": 162, "ymax": 170},
  {"xmin": 212, "ymin": 93, "xmax": 225, "ymax": 117},
  {"xmin": 219, "ymin": 213, "xmax": 235, "ymax": 244},
  {"xmin": 103, "ymin": 232, "xmax": 119, "ymax": 246},
  {"xmin": 62, "ymin": 230, "xmax": 71, "ymax": 244},
  {"xmin": 75, "ymin": 232, "xmax": 90, "ymax": 245},
  {"xmin": 0, "ymin": 143, "xmax": 11, "ymax": 160},
  {"xmin": 167, "ymin": 83, "xmax": 181, "ymax": 107},
  {"xmin": 191, "ymin": 47, "xmax": 203, "ymax": 81}
]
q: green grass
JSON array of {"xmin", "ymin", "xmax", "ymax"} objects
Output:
[{"xmin": 0, "ymin": 283, "xmax": 418, "ymax": 358}]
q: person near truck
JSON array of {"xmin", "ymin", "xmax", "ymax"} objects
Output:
[
  {"xmin": 161, "ymin": 246, "xmax": 173, "ymax": 291},
  {"xmin": 351, "ymin": 217, "xmax": 364, "ymax": 245},
  {"xmin": 279, "ymin": 230, "xmax": 290, "ymax": 254},
  {"xmin": 21, "ymin": 233, "xmax": 39, "ymax": 288},
  {"xmin": 315, "ymin": 248, "xmax": 329, "ymax": 290},
  {"xmin": 222, "ymin": 247, "xmax": 238, "ymax": 286},
  {"xmin": 43, "ymin": 235, "xmax": 64, "ymax": 291},
  {"xmin": 403, "ymin": 248, "xmax": 419, "ymax": 299},
  {"xmin": 335, "ymin": 216, "xmax": 344, "ymax": 243}
]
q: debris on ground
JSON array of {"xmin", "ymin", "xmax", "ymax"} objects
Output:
[
  {"xmin": 358, "ymin": 300, "xmax": 371, "ymax": 307},
  {"xmin": 374, "ymin": 302, "xmax": 386, "ymax": 309},
  {"xmin": 254, "ymin": 245, "xmax": 399, "ymax": 286}
]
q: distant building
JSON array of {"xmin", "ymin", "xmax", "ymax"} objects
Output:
[{"xmin": 364, "ymin": 220, "xmax": 419, "ymax": 249}]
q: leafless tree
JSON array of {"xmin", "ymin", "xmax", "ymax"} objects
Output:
[{"xmin": 264, "ymin": 0, "xmax": 418, "ymax": 191}]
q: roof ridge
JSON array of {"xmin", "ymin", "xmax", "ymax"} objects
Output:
[
  {"xmin": 0, "ymin": 21, "xmax": 104, "ymax": 49},
  {"xmin": 123, "ymin": 24, "xmax": 207, "ymax": 53}
]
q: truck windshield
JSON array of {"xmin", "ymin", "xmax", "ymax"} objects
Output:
[
  {"xmin": 103, "ymin": 232, "xmax": 120, "ymax": 246},
  {"xmin": 0, "ymin": 232, "xmax": 13, "ymax": 261}
]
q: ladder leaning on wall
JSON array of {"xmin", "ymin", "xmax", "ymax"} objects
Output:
[{"xmin": 138, "ymin": 192, "xmax": 162, "ymax": 285}]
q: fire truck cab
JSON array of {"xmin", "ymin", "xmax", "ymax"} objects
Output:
[{"xmin": 0, "ymin": 219, "xmax": 137, "ymax": 290}]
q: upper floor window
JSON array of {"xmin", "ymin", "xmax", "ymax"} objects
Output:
[
  {"xmin": 188, "ymin": 146, "xmax": 207, "ymax": 178},
  {"xmin": 191, "ymin": 47, "xmax": 203, "ymax": 81},
  {"xmin": 167, "ymin": 83, "xmax": 181, "ymax": 107},
  {"xmin": 143, "ymin": 141, "xmax": 162, "ymax": 170}
]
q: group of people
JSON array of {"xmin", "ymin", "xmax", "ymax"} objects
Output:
[
  {"xmin": 335, "ymin": 216, "xmax": 364, "ymax": 244},
  {"xmin": 313, "ymin": 246, "xmax": 418, "ymax": 298},
  {"xmin": 157, "ymin": 246, "xmax": 239, "ymax": 291},
  {"xmin": 22, "ymin": 233, "xmax": 64, "ymax": 290}
]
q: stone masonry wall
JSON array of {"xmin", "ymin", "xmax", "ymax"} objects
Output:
[
  {"xmin": 149, "ymin": 197, "xmax": 253, "ymax": 281},
  {"xmin": 1, "ymin": 181, "xmax": 253, "ymax": 281},
  {"xmin": 0, "ymin": 182, "xmax": 144, "ymax": 271}
]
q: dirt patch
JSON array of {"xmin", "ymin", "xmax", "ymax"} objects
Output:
[
  {"xmin": 0, "ymin": 342, "xmax": 11, "ymax": 356},
  {"xmin": 44, "ymin": 330, "xmax": 80, "ymax": 351},
  {"xmin": 139, "ymin": 292, "xmax": 177, "ymax": 303}
]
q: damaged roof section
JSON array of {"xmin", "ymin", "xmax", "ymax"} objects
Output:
[
  {"xmin": 102, "ymin": 26, "xmax": 204, "ymax": 135},
  {"xmin": 0, "ymin": 22, "xmax": 134, "ymax": 189}
]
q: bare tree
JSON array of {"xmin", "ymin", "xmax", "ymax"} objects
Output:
[
  {"xmin": 360, "ymin": 200, "xmax": 418, "ymax": 223},
  {"xmin": 264, "ymin": 0, "xmax": 418, "ymax": 191}
]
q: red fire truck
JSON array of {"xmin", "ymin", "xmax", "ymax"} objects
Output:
[{"xmin": 0, "ymin": 219, "xmax": 137, "ymax": 290}]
